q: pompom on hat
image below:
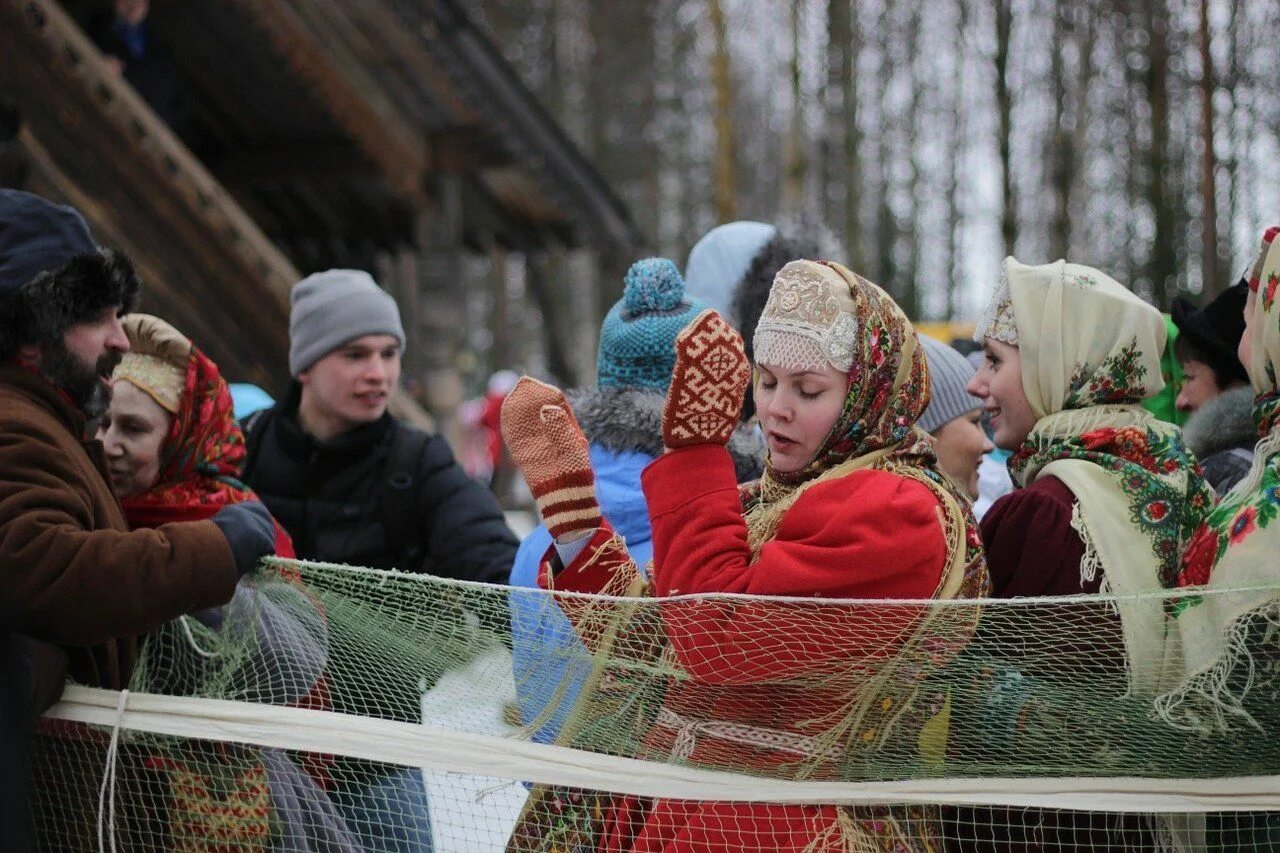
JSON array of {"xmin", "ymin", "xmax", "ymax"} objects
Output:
[{"xmin": 596, "ymin": 258, "xmax": 706, "ymax": 390}]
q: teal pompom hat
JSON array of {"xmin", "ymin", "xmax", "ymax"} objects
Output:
[{"xmin": 597, "ymin": 257, "xmax": 706, "ymax": 390}]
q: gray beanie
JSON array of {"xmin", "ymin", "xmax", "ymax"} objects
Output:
[
  {"xmin": 919, "ymin": 335, "xmax": 981, "ymax": 434},
  {"xmin": 289, "ymin": 269, "xmax": 406, "ymax": 375}
]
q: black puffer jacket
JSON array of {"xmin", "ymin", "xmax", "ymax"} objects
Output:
[{"xmin": 240, "ymin": 387, "xmax": 517, "ymax": 583}]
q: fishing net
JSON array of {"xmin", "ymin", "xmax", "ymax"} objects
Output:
[{"xmin": 26, "ymin": 557, "xmax": 1280, "ymax": 851}]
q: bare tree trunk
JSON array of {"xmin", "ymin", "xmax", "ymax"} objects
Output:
[
  {"xmin": 526, "ymin": 250, "xmax": 578, "ymax": 386},
  {"xmin": 822, "ymin": 0, "xmax": 861, "ymax": 269},
  {"xmin": 902, "ymin": 2, "xmax": 924, "ymax": 318},
  {"xmin": 874, "ymin": 0, "xmax": 898, "ymax": 293},
  {"xmin": 1198, "ymin": 0, "xmax": 1221, "ymax": 296},
  {"xmin": 842, "ymin": 1, "xmax": 862, "ymax": 271},
  {"xmin": 489, "ymin": 247, "xmax": 511, "ymax": 371},
  {"xmin": 1222, "ymin": 0, "xmax": 1241, "ymax": 283},
  {"xmin": 946, "ymin": 0, "xmax": 968, "ymax": 320},
  {"xmin": 781, "ymin": 0, "xmax": 805, "ymax": 218},
  {"xmin": 1049, "ymin": 0, "xmax": 1073, "ymax": 260},
  {"xmin": 709, "ymin": 0, "xmax": 738, "ymax": 222},
  {"xmin": 1143, "ymin": 0, "xmax": 1176, "ymax": 310},
  {"xmin": 1070, "ymin": 2, "xmax": 1094, "ymax": 259},
  {"xmin": 993, "ymin": 0, "xmax": 1016, "ymax": 257}
]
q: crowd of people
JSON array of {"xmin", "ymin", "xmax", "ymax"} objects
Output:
[{"xmin": 1, "ymin": 178, "xmax": 1278, "ymax": 852}]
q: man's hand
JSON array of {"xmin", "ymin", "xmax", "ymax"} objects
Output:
[{"xmin": 211, "ymin": 501, "xmax": 276, "ymax": 579}]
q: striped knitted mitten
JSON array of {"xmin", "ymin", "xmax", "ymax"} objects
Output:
[
  {"xmin": 500, "ymin": 377, "xmax": 601, "ymax": 541},
  {"xmin": 662, "ymin": 309, "xmax": 751, "ymax": 451}
]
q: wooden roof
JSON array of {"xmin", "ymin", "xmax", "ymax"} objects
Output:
[
  {"xmin": 2, "ymin": 0, "xmax": 643, "ymax": 397},
  {"xmin": 67, "ymin": 0, "xmax": 645, "ymax": 264}
]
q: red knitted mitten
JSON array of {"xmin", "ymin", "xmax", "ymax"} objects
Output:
[
  {"xmin": 662, "ymin": 309, "xmax": 751, "ymax": 451},
  {"xmin": 500, "ymin": 377, "xmax": 601, "ymax": 540}
]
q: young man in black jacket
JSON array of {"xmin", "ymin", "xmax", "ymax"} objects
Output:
[{"xmin": 241, "ymin": 268, "xmax": 518, "ymax": 851}]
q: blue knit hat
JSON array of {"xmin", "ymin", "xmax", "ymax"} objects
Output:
[{"xmin": 597, "ymin": 258, "xmax": 706, "ymax": 390}]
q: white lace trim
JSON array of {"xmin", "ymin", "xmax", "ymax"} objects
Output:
[
  {"xmin": 974, "ymin": 264, "xmax": 1018, "ymax": 345},
  {"xmin": 656, "ymin": 707, "xmax": 845, "ymax": 763}
]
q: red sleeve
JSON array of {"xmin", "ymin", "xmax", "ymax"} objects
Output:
[
  {"xmin": 535, "ymin": 523, "xmax": 647, "ymax": 652},
  {"xmin": 273, "ymin": 521, "xmax": 296, "ymax": 560},
  {"xmin": 641, "ymin": 446, "xmax": 948, "ymax": 685}
]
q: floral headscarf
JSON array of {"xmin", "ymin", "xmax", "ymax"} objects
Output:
[
  {"xmin": 743, "ymin": 260, "xmax": 987, "ymax": 602},
  {"xmin": 749, "ymin": 260, "xmax": 934, "ymax": 497},
  {"xmin": 120, "ymin": 343, "xmax": 259, "ymax": 529},
  {"xmin": 979, "ymin": 258, "xmax": 1212, "ymax": 696},
  {"xmin": 1159, "ymin": 228, "xmax": 1280, "ymax": 734}
]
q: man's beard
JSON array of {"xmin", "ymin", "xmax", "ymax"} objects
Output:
[{"xmin": 40, "ymin": 339, "xmax": 122, "ymax": 420}]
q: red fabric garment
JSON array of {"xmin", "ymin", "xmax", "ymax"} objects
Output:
[
  {"xmin": 981, "ymin": 476, "xmax": 1091, "ymax": 599},
  {"xmin": 481, "ymin": 390, "xmax": 506, "ymax": 470},
  {"xmin": 542, "ymin": 445, "xmax": 949, "ymax": 852}
]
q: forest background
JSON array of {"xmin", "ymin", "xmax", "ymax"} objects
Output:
[{"xmin": 458, "ymin": 0, "xmax": 1280, "ymax": 390}]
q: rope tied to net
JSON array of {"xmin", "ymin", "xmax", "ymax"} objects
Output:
[{"xmin": 96, "ymin": 688, "xmax": 129, "ymax": 853}]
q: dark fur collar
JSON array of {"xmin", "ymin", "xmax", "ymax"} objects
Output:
[
  {"xmin": 1182, "ymin": 385, "xmax": 1256, "ymax": 458},
  {"xmin": 566, "ymin": 386, "xmax": 765, "ymax": 483}
]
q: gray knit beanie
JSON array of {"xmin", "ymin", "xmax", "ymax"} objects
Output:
[
  {"xmin": 289, "ymin": 269, "xmax": 406, "ymax": 376},
  {"xmin": 919, "ymin": 335, "xmax": 981, "ymax": 434}
]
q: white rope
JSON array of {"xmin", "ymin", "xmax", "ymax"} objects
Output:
[
  {"xmin": 178, "ymin": 614, "xmax": 219, "ymax": 658},
  {"xmin": 48, "ymin": 686, "xmax": 1280, "ymax": 814},
  {"xmin": 94, "ymin": 688, "xmax": 128, "ymax": 853}
]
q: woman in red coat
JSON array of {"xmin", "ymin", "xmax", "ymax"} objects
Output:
[{"xmin": 502, "ymin": 260, "xmax": 989, "ymax": 851}]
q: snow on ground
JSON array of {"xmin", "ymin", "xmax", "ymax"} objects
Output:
[
  {"xmin": 417, "ymin": 516, "xmax": 533, "ymax": 851},
  {"xmin": 420, "ymin": 647, "xmax": 529, "ymax": 852}
]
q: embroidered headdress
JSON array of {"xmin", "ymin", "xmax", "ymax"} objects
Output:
[
  {"xmin": 753, "ymin": 260, "xmax": 859, "ymax": 373},
  {"xmin": 115, "ymin": 314, "xmax": 192, "ymax": 413},
  {"xmin": 973, "ymin": 261, "xmax": 1018, "ymax": 346}
]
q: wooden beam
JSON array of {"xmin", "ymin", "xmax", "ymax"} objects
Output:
[
  {"xmin": 295, "ymin": 0, "xmax": 479, "ymax": 126},
  {"xmin": 209, "ymin": 142, "xmax": 379, "ymax": 189},
  {"xmin": 0, "ymin": 0, "xmax": 299, "ymax": 305},
  {"xmin": 428, "ymin": 128, "xmax": 511, "ymax": 173},
  {"xmin": 2, "ymin": 0, "xmax": 437, "ymax": 426},
  {"xmin": 226, "ymin": 0, "xmax": 427, "ymax": 202}
]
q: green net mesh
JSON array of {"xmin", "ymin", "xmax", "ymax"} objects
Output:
[{"xmin": 26, "ymin": 558, "xmax": 1280, "ymax": 851}]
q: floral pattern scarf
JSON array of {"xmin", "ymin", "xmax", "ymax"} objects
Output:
[
  {"xmin": 737, "ymin": 261, "xmax": 989, "ymax": 849},
  {"xmin": 120, "ymin": 346, "xmax": 260, "ymax": 529},
  {"xmin": 742, "ymin": 261, "xmax": 985, "ymax": 600},
  {"xmin": 992, "ymin": 258, "xmax": 1213, "ymax": 696},
  {"xmin": 1158, "ymin": 228, "xmax": 1280, "ymax": 734}
]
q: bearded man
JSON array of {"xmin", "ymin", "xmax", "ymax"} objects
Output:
[{"xmin": 0, "ymin": 189, "xmax": 275, "ymax": 697}]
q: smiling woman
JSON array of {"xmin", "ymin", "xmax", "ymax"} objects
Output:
[
  {"xmin": 949, "ymin": 258, "xmax": 1215, "ymax": 850},
  {"xmin": 98, "ymin": 381, "xmax": 169, "ymax": 498},
  {"xmin": 97, "ymin": 314, "xmax": 352, "ymax": 850}
]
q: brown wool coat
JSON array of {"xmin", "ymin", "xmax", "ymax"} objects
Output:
[{"xmin": 0, "ymin": 364, "xmax": 237, "ymax": 689}]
